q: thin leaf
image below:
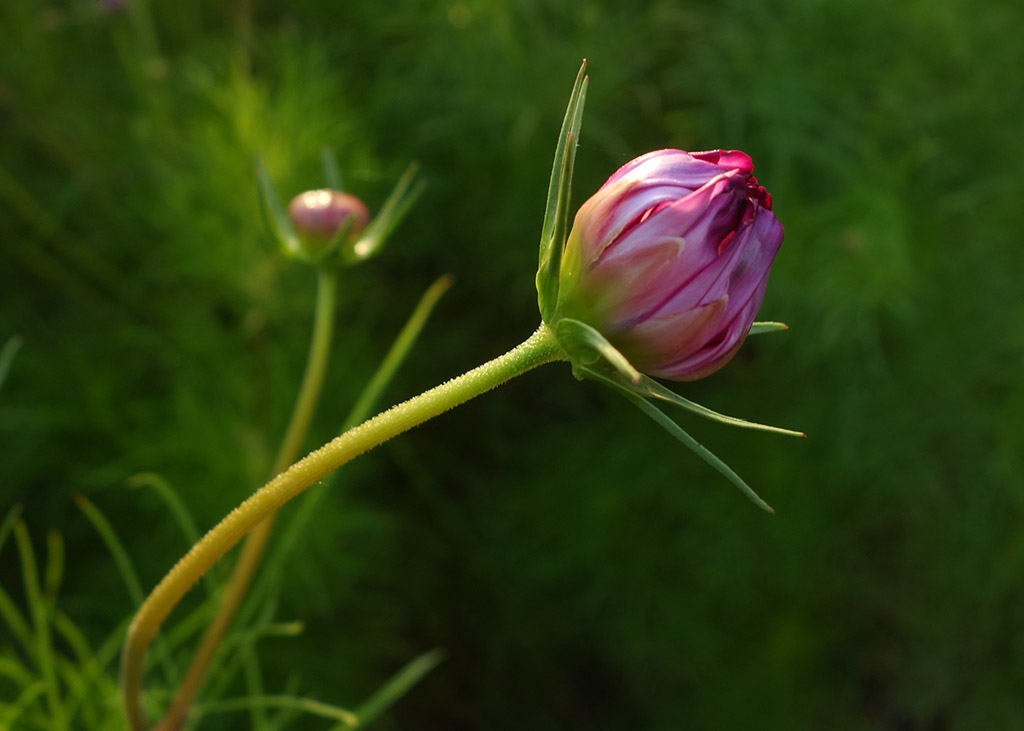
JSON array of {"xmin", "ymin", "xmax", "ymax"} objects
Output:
[
  {"xmin": 638, "ymin": 375, "xmax": 805, "ymax": 437},
  {"xmin": 0, "ymin": 680, "xmax": 46, "ymax": 729},
  {"xmin": 748, "ymin": 321, "xmax": 788, "ymax": 335},
  {"xmin": 14, "ymin": 520, "xmax": 67, "ymax": 731},
  {"xmin": 241, "ymin": 274, "xmax": 454, "ymax": 629},
  {"xmin": 51, "ymin": 611, "xmax": 101, "ymax": 728},
  {"xmin": 537, "ymin": 60, "xmax": 589, "ymax": 322},
  {"xmin": 579, "ymin": 367, "xmax": 775, "ymax": 513},
  {"xmin": 0, "ymin": 655, "xmax": 35, "ymax": 688},
  {"xmin": 73, "ymin": 493, "xmax": 180, "ymax": 687},
  {"xmin": 343, "ymin": 274, "xmax": 454, "ymax": 429},
  {"xmin": 0, "ymin": 584, "xmax": 34, "ymax": 662},
  {"xmin": 72, "ymin": 494, "xmax": 144, "ymax": 606},
  {"xmin": 0, "ymin": 503, "xmax": 22, "ymax": 557},
  {"xmin": 125, "ymin": 472, "xmax": 220, "ymax": 595},
  {"xmin": 195, "ymin": 695, "xmax": 359, "ymax": 728},
  {"xmin": 352, "ymin": 648, "xmax": 446, "ymax": 727}
]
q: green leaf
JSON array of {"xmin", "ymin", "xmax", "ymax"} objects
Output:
[
  {"xmin": 637, "ymin": 375, "xmax": 805, "ymax": 437},
  {"xmin": 554, "ymin": 318, "xmax": 641, "ymax": 384},
  {"xmin": 748, "ymin": 321, "xmax": 788, "ymax": 335},
  {"xmin": 578, "ymin": 367, "xmax": 775, "ymax": 513},
  {"xmin": 256, "ymin": 158, "xmax": 301, "ymax": 258},
  {"xmin": 352, "ymin": 648, "xmax": 446, "ymax": 727},
  {"xmin": 342, "ymin": 274, "xmax": 454, "ymax": 429},
  {"xmin": 537, "ymin": 60, "xmax": 588, "ymax": 323},
  {"xmin": 195, "ymin": 695, "xmax": 359, "ymax": 729}
]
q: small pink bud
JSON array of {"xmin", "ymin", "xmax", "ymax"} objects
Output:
[
  {"xmin": 287, "ymin": 189, "xmax": 370, "ymax": 260},
  {"xmin": 555, "ymin": 149, "xmax": 783, "ymax": 381}
]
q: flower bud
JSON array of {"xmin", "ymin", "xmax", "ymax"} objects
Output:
[
  {"xmin": 554, "ymin": 149, "xmax": 783, "ymax": 381},
  {"xmin": 287, "ymin": 189, "xmax": 370, "ymax": 261}
]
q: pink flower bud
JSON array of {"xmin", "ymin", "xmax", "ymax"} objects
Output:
[
  {"xmin": 555, "ymin": 149, "xmax": 784, "ymax": 381},
  {"xmin": 287, "ymin": 189, "xmax": 370, "ymax": 260}
]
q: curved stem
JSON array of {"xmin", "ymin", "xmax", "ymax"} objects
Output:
[
  {"xmin": 231, "ymin": 275, "xmax": 454, "ymax": 636},
  {"xmin": 121, "ymin": 323, "xmax": 564, "ymax": 731},
  {"xmin": 156, "ymin": 268, "xmax": 336, "ymax": 731}
]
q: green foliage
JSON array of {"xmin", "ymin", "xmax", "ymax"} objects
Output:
[{"xmin": 2, "ymin": 0, "xmax": 1023, "ymax": 729}]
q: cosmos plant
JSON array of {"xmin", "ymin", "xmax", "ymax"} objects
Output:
[{"xmin": 121, "ymin": 61, "xmax": 802, "ymax": 730}]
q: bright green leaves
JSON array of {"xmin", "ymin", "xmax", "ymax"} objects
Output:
[{"xmin": 537, "ymin": 60, "xmax": 588, "ymax": 325}]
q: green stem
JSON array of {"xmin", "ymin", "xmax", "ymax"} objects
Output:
[
  {"xmin": 120, "ymin": 323, "xmax": 564, "ymax": 731},
  {"xmin": 272, "ymin": 268, "xmax": 337, "ymax": 476},
  {"xmin": 231, "ymin": 274, "xmax": 453, "ymax": 635},
  {"xmin": 156, "ymin": 268, "xmax": 337, "ymax": 731}
]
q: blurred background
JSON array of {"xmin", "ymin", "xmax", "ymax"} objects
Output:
[{"xmin": 2, "ymin": 0, "xmax": 1023, "ymax": 729}]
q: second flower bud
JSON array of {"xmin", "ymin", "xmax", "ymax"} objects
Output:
[{"xmin": 288, "ymin": 189, "xmax": 370, "ymax": 262}]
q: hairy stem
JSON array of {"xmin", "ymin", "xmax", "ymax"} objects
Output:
[
  {"xmin": 156, "ymin": 268, "xmax": 337, "ymax": 731},
  {"xmin": 121, "ymin": 323, "xmax": 564, "ymax": 731}
]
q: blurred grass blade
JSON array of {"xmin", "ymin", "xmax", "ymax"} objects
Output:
[
  {"xmin": 638, "ymin": 376, "xmax": 805, "ymax": 437},
  {"xmin": 0, "ymin": 335, "xmax": 23, "ymax": 393},
  {"xmin": 196, "ymin": 695, "xmax": 359, "ymax": 728},
  {"xmin": 579, "ymin": 367, "xmax": 775, "ymax": 513},
  {"xmin": 0, "ymin": 506, "xmax": 33, "ymax": 659},
  {"xmin": 14, "ymin": 520, "xmax": 67, "ymax": 731},
  {"xmin": 256, "ymin": 158, "xmax": 301, "ymax": 257},
  {"xmin": 0, "ymin": 585, "xmax": 34, "ymax": 662},
  {"xmin": 242, "ymin": 644, "xmax": 271, "ymax": 731},
  {"xmin": 0, "ymin": 680, "xmax": 46, "ymax": 729},
  {"xmin": 73, "ymin": 493, "xmax": 144, "ymax": 606},
  {"xmin": 52, "ymin": 611, "xmax": 97, "ymax": 727},
  {"xmin": 265, "ymin": 675, "xmax": 304, "ymax": 731},
  {"xmin": 0, "ymin": 503, "xmax": 22, "ymax": 555},
  {"xmin": 125, "ymin": 472, "xmax": 202, "ymax": 546},
  {"xmin": 243, "ymin": 273, "xmax": 454, "ymax": 625},
  {"xmin": 352, "ymin": 648, "xmax": 446, "ymax": 727},
  {"xmin": 0, "ymin": 655, "xmax": 35, "ymax": 687},
  {"xmin": 126, "ymin": 472, "xmax": 220, "ymax": 595},
  {"xmin": 74, "ymin": 492, "xmax": 181, "ymax": 686},
  {"xmin": 537, "ymin": 60, "xmax": 588, "ymax": 323},
  {"xmin": 748, "ymin": 321, "xmax": 788, "ymax": 335},
  {"xmin": 344, "ymin": 273, "xmax": 454, "ymax": 429},
  {"xmin": 322, "ymin": 146, "xmax": 343, "ymax": 190}
]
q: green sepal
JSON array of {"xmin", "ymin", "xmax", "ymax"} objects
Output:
[
  {"xmin": 748, "ymin": 321, "xmax": 788, "ymax": 335},
  {"xmin": 577, "ymin": 366, "xmax": 775, "ymax": 513},
  {"xmin": 256, "ymin": 158, "xmax": 301, "ymax": 259},
  {"xmin": 537, "ymin": 61, "xmax": 589, "ymax": 324},
  {"xmin": 344, "ymin": 161, "xmax": 425, "ymax": 265},
  {"xmin": 553, "ymin": 317, "xmax": 641, "ymax": 384},
  {"xmin": 555, "ymin": 318, "xmax": 802, "ymax": 437},
  {"xmin": 638, "ymin": 375, "xmax": 805, "ymax": 437}
]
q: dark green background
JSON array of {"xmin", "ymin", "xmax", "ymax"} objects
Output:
[{"xmin": 2, "ymin": 0, "xmax": 1023, "ymax": 728}]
